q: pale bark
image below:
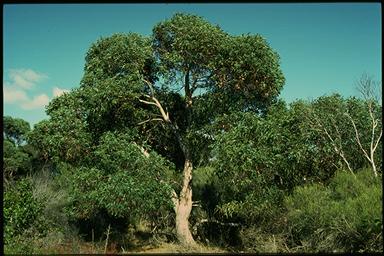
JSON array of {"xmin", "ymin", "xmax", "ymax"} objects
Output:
[
  {"xmin": 353, "ymin": 74, "xmax": 382, "ymax": 177},
  {"xmin": 308, "ymin": 110, "xmax": 355, "ymax": 177},
  {"xmin": 345, "ymin": 112, "xmax": 382, "ymax": 177},
  {"xmin": 174, "ymin": 158, "xmax": 195, "ymax": 245},
  {"xmin": 139, "ymin": 79, "xmax": 196, "ymax": 245}
]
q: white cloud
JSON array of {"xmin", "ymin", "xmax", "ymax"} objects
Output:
[
  {"xmin": 8, "ymin": 68, "xmax": 47, "ymax": 89},
  {"xmin": 4, "ymin": 85, "xmax": 28, "ymax": 103},
  {"xmin": 20, "ymin": 94, "xmax": 50, "ymax": 110},
  {"xmin": 3, "ymin": 68, "xmax": 54, "ymax": 111},
  {"xmin": 52, "ymin": 86, "xmax": 69, "ymax": 98}
]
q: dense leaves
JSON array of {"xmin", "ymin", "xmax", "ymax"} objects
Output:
[
  {"xmin": 209, "ymin": 95, "xmax": 382, "ymax": 231},
  {"xmin": 62, "ymin": 131, "xmax": 174, "ymax": 221},
  {"xmin": 3, "ymin": 116, "xmax": 30, "ymax": 145},
  {"xmin": 3, "ymin": 117, "xmax": 35, "ymax": 180},
  {"xmin": 81, "ymin": 33, "xmax": 156, "ymax": 86},
  {"xmin": 4, "ymin": 179, "xmax": 44, "ymax": 242},
  {"xmin": 3, "ymin": 140, "xmax": 33, "ymax": 179},
  {"xmin": 286, "ymin": 169, "xmax": 382, "ymax": 252}
]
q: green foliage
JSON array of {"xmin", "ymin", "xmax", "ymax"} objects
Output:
[
  {"xmin": 29, "ymin": 91, "xmax": 93, "ymax": 165},
  {"xmin": 191, "ymin": 166, "xmax": 220, "ymax": 219},
  {"xmin": 81, "ymin": 33, "xmax": 156, "ymax": 86},
  {"xmin": 3, "ymin": 115, "xmax": 30, "ymax": 145},
  {"xmin": 4, "ymin": 179, "xmax": 45, "ymax": 246},
  {"xmin": 285, "ymin": 169, "xmax": 382, "ymax": 252},
  {"xmin": 153, "ymin": 13, "xmax": 227, "ymax": 82},
  {"xmin": 212, "ymin": 94, "xmax": 384, "ymax": 191},
  {"xmin": 210, "ymin": 112, "xmax": 285, "ymax": 224},
  {"xmin": 4, "ymin": 170, "xmax": 80, "ymax": 254},
  {"xmin": 307, "ymin": 94, "xmax": 382, "ymax": 173},
  {"xmin": 3, "ymin": 139, "xmax": 33, "ymax": 180},
  {"xmin": 3, "ymin": 116, "xmax": 35, "ymax": 180},
  {"xmin": 213, "ymin": 34, "xmax": 285, "ymax": 112},
  {"xmin": 30, "ymin": 168, "xmax": 72, "ymax": 235},
  {"xmin": 153, "ymin": 12, "xmax": 285, "ymax": 117},
  {"xmin": 65, "ymin": 166, "xmax": 104, "ymax": 219},
  {"xmin": 209, "ymin": 95, "xmax": 382, "ymax": 251},
  {"xmin": 208, "ymin": 100, "xmax": 336, "ymax": 199},
  {"xmin": 61, "ymin": 131, "xmax": 174, "ymax": 222}
]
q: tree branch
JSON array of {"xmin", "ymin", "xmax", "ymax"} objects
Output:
[
  {"xmin": 140, "ymin": 79, "xmax": 188, "ymax": 157},
  {"xmin": 368, "ymin": 101, "xmax": 376, "ymax": 155},
  {"xmin": 345, "ymin": 113, "xmax": 371, "ymax": 163},
  {"xmin": 373, "ymin": 129, "xmax": 382, "ymax": 153},
  {"xmin": 152, "ymin": 97, "xmax": 170, "ymax": 122},
  {"xmin": 139, "ymin": 99, "xmax": 158, "ymax": 106},
  {"xmin": 139, "ymin": 95, "xmax": 170, "ymax": 122},
  {"xmin": 138, "ymin": 118, "xmax": 163, "ymax": 125},
  {"xmin": 143, "ymin": 79, "xmax": 155, "ymax": 96},
  {"xmin": 308, "ymin": 110, "xmax": 355, "ymax": 176}
]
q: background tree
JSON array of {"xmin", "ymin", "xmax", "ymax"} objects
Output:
[
  {"xmin": 347, "ymin": 74, "xmax": 382, "ymax": 177},
  {"xmin": 305, "ymin": 94, "xmax": 358, "ymax": 176},
  {"xmin": 206, "ymin": 93, "xmax": 382, "ymax": 251},
  {"xmin": 305, "ymin": 83, "xmax": 382, "ymax": 178},
  {"xmin": 3, "ymin": 116, "xmax": 34, "ymax": 182},
  {"xmin": 3, "ymin": 116, "xmax": 30, "ymax": 145}
]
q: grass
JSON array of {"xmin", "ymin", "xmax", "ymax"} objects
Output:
[
  {"xmin": 124, "ymin": 242, "xmax": 228, "ymax": 254},
  {"xmin": 29, "ymin": 238, "xmax": 227, "ymax": 254}
]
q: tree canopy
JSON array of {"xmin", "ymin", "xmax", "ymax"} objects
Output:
[{"xmin": 3, "ymin": 116, "xmax": 30, "ymax": 145}]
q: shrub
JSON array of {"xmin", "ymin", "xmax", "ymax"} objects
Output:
[
  {"xmin": 31, "ymin": 167, "xmax": 74, "ymax": 236},
  {"xmin": 4, "ymin": 168, "xmax": 79, "ymax": 254},
  {"xmin": 4, "ymin": 178, "xmax": 45, "ymax": 253},
  {"xmin": 239, "ymin": 226, "xmax": 288, "ymax": 253},
  {"xmin": 4, "ymin": 179, "xmax": 43, "ymax": 241},
  {"xmin": 285, "ymin": 169, "xmax": 382, "ymax": 252}
]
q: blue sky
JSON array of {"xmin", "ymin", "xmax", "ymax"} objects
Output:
[{"xmin": 3, "ymin": 3, "xmax": 382, "ymax": 126}]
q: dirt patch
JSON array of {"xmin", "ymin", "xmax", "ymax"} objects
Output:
[{"xmin": 124, "ymin": 242, "xmax": 227, "ymax": 254}]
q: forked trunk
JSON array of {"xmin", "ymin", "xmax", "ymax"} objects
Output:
[
  {"xmin": 174, "ymin": 158, "xmax": 196, "ymax": 245},
  {"xmin": 139, "ymin": 79, "xmax": 196, "ymax": 245}
]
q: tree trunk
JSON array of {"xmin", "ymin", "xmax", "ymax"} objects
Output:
[
  {"xmin": 370, "ymin": 151, "xmax": 378, "ymax": 177},
  {"xmin": 172, "ymin": 69, "xmax": 196, "ymax": 245},
  {"xmin": 174, "ymin": 158, "xmax": 196, "ymax": 245},
  {"xmin": 139, "ymin": 78, "xmax": 197, "ymax": 245}
]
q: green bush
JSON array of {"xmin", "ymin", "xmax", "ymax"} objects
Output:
[
  {"xmin": 285, "ymin": 169, "xmax": 382, "ymax": 252},
  {"xmin": 4, "ymin": 178, "xmax": 45, "ymax": 253},
  {"xmin": 4, "ymin": 179, "xmax": 43, "ymax": 241},
  {"xmin": 4, "ymin": 170, "xmax": 76, "ymax": 254}
]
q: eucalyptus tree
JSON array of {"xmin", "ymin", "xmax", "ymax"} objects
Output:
[
  {"xmin": 349, "ymin": 74, "xmax": 382, "ymax": 177},
  {"xmin": 304, "ymin": 92, "xmax": 382, "ymax": 178},
  {"xmin": 31, "ymin": 13, "xmax": 285, "ymax": 245}
]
